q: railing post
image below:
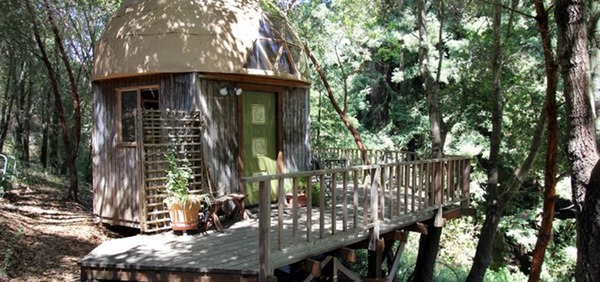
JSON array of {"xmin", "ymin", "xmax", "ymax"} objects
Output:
[
  {"xmin": 434, "ymin": 160, "xmax": 443, "ymax": 207},
  {"xmin": 461, "ymin": 159, "xmax": 471, "ymax": 209},
  {"xmin": 259, "ymin": 181, "xmax": 272, "ymax": 281}
]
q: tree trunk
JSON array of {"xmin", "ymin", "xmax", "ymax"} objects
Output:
[
  {"xmin": 588, "ymin": 1, "xmax": 600, "ymax": 148},
  {"xmin": 12, "ymin": 61, "xmax": 27, "ymax": 163},
  {"xmin": 25, "ymin": 0, "xmax": 77, "ymax": 200},
  {"xmin": 410, "ymin": 220, "xmax": 443, "ymax": 282},
  {"xmin": 0, "ymin": 75, "xmax": 15, "ymax": 153},
  {"xmin": 467, "ymin": 205, "xmax": 505, "ymax": 281},
  {"xmin": 43, "ymin": 0, "xmax": 81, "ymax": 200},
  {"xmin": 304, "ymin": 44, "xmax": 369, "ymax": 163},
  {"xmin": 417, "ymin": 0, "xmax": 445, "ymax": 159},
  {"xmin": 410, "ymin": 1, "xmax": 445, "ymax": 280},
  {"xmin": 528, "ymin": 1, "xmax": 559, "ymax": 280},
  {"xmin": 556, "ymin": 1, "xmax": 600, "ymax": 280},
  {"xmin": 49, "ymin": 111, "xmax": 59, "ymax": 174},
  {"xmin": 40, "ymin": 90, "xmax": 49, "ymax": 169},
  {"xmin": 467, "ymin": 0, "xmax": 504, "ymax": 280}
]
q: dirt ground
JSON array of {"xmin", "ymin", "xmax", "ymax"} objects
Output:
[{"xmin": 0, "ymin": 175, "xmax": 122, "ymax": 281}]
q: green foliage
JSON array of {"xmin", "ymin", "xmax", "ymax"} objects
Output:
[
  {"xmin": 484, "ymin": 267, "xmax": 528, "ymax": 282},
  {"xmin": 0, "ymin": 177, "xmax": 12, "ymax": 198},
  {"xmin": 0, "ymin": 227, "xmax": 23, "ymax": 279},
  {"xmin": 163, "ymin": 147, "xmax": 207, "ymax": 208}
]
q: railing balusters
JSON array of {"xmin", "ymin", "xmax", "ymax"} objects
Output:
[
  {"xmin": 417, "ymin": 162, "xmax": 423, "ymax": 210},
  {"xmin": 353, "ymin": 170, "xmax": 359, "ymax": 229},
  {"xmin": 396, "ymin": 165, "xmax": 402, "ymax": 216},
  {"xmin": 388, "ymin": 165, "xmax": 394, "ymax": 219},
  {"xmin": 404, "ymin": 164, "xmax": 409, "ymax": 214},
  {"xmin": 244, "ymin": 156, "xmax": 471, "ymax": 281},
  {"xmin": 292, "ymin": 177, "xmax": 299, "ymax": 245},
  {"xmin": 411, "ymin": 163, "xmax": 416, "ymax": 212},
  {"xmin": 362, "ymin": 170, "xmax": 370, "ymax": 226},
  {"xmin": 331, "ymin": 172, "xmax": 337, "ymax": 235},
  {"xmin": 342, "ymin": 171, "xmax": 348, "ymax": 232},
  {"xmin": 319, "ymin": 174, "xmax": 325, "ymax": 239},
  {"xmin": 278, "ymin": 178, "xmax": 284, "ymax": 250},
  {"xmin": 306, "ymin": 175, "xmax": 312, "ymax": 242},
  {"xmin": 379, "ymin": 166, "xmax": 385, "ymax": 220}
]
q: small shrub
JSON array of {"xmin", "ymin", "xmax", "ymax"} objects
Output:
[{"xmin": 0, "ymin": 228, "xmax": 23, "ymax": 279}]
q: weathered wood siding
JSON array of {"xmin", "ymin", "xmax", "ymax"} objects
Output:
[
  {"xmin": 93, "ymin": 73, "xmax": 196, "ymax": 227},
  {"xmin": 282, "ymin": 88, "xmax": 310, "ymax": 172},
  {"xmin": 195, "ymin": 78, "xmax": 239, "ymax": 195},
  {"xmin": 93, "ymin": 72, "xmax": 310, "ymax": 229}
]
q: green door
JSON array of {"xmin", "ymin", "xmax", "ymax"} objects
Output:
[{"xmin": 242, "ymin": 91, "xmax": 278, "ymax": 205}]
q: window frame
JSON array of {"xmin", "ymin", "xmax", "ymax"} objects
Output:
[{"xmin": 116, "ymin": 85, "xmax": 160, "ymax": 147}]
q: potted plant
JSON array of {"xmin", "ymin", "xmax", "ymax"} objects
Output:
[
  {"xmin": 285, "ymin": 177, "xmax": 309, "ymax": 207},
  {"xmin": 163, "ymin": 147, "xmax": 209, "ymax": 231}
]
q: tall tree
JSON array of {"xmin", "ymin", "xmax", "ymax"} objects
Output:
[
  {"xmin": 305, "ymin": 45, "xmax": 369, "ymax": 162},
  {"xmin": 466, "ymin": 0, "xmax": 505, "ymax": 280},
  {"xmin": 410, "ymin": 0, "xmax": 446, "ymax": 280},
  {"xmin": 25, "ymin": 0, "xmax": 82, "ymax": 200},
  {"xmin": 464, "ymin": 0, "xmax": 555, "ymax": 280},
  {"xmin": 555, "ymin": 0, "xmax": 600, "ymax": 279},
  {"xmin": 589, "ymin": 0, "xmax": 600, "ymax": 148},
  {"xmin": 528, "ymin": 1, "xmax": 559, "ymax": 280}
]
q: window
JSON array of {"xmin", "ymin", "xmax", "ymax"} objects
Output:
[
  {"xmin": 118, "ymin": 86, "xmax": 159, "ymax": 144},
  {"xmin": 243, "ymin": 14, "xmax": 308, "ymax": 79}
]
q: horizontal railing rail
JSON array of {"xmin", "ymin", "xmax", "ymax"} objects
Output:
[
  {"xmin": 241, "ymin": 156, "xmax": 471, "ymax": 280},
  {"xmin": 313, "ymin": 147, "xmax": 419, "ymax": 166}
]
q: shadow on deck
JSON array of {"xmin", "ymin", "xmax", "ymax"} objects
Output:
[{"xmin": 80, "ymin": 156, "xmax": 472, "ymax": 281}]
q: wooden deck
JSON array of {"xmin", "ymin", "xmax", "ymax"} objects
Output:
[{"xmin": 80, "ymin": 156, "xmax": 471, "ymax": 281}]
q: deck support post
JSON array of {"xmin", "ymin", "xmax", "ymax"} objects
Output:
[
  {"xmin": 259, "ymin": 181, "xmax": 273, "ymax": 281},
  {"xmin": 388, "ymin": 231, "xmax": 409, "ymax": 281},
  {"xmin": 367, "ymin": 238, "xmax": 385, "ymax": 278}
]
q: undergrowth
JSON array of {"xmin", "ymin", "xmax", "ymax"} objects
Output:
[{"xmin": 0, "ymin": 227, "xmax": 23, "ymax": 281}]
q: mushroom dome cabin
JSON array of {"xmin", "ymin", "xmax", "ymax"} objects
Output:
[{"xmin": 92, "ymin": 0, "xmax": 311, "ymax": 232}]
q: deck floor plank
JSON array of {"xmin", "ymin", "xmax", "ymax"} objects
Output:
[{"xmin": 80, "ymin": 183, "xmax": 464, "ymax": 279}]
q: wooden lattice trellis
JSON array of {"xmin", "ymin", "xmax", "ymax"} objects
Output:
[{"xmin": 138, "ymin": 109, "xmax": 208, "ymax": 232}]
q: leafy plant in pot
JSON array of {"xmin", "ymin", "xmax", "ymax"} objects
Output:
[
  {"xmin": 285, "ymin": 177, "xmax": 310, "ymax": 207},
  {"xmin": 163, "ymin": 147, "xmax": 209, "ymax": 231}
]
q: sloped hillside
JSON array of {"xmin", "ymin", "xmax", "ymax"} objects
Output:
[{"xmin": 0, "ymin": 176, "xmax": 120, "ymax": 281}]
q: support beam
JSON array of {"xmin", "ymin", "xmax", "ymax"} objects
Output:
[
  {"xmin": 336, "ymin": 258, "xmax": 363, "ymax": 282},
  {"xmin": 300, "ymin": 259, "xmax": 321, "ymax": 278},
  {"xmin": 302, "ymin": 256, "xmax": 332, "ymax": 282},
  {"xmin": 382, "ymin": 230, "xmax": 409, "ymax": 242},
  {"xmin": 328, "ymin": 247, "xmax": 357, "ymax": 263},
  {"xmin": 404, "ymin": 222, "xmax": 428, "ymax": 234},
  {"xmin": 388, "ymin": 235, "xmax": 409, "ymax": 281},
  {"xmin": 367, "ymin": 238, "xmax": 385, "ymax": 278}
]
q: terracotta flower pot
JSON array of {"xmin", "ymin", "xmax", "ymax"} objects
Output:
[
  {"xmin": 167, "ymin": 201, "xmax": 201, "ymax": 231},
  {"xmin": 286, "ymin": 193, "xmax": 307, "ymax": 207}
]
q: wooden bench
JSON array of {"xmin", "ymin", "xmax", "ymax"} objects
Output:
[{"xmin": 202, "ymin": 193, "xmax": 247, "ymax": 232}]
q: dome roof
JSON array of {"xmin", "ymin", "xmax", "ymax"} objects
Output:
[{"xmin": 93, "ymin": 0, "xmax": 309, "ymax": 83}]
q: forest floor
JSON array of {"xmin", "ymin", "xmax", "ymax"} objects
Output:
[{"xmin": 0, "ymin": 173, "xmax": 123, "ymax": 281}]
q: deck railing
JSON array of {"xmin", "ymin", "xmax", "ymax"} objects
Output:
[
  {"xmin": 313, "ymin": 147, "xmax": 418, "ymax": 166},
  {"xmin": 241, "ymin": 156, "xmax": 471, "ymax": 280}
]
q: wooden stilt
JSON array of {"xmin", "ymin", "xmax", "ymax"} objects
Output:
[{"xmin": 388, "ymin": 232, "xmax": 409, "ymax": 281}]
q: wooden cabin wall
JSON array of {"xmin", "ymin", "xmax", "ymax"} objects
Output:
[
  {"xmin": 282, "ymin": 88, "xmax": 311, "ymax": 172},
  {"xmin": 160, "ymin": 73, "xmax": 197, "ymax": 110},
  {"xmin": 92, "ymin": 73, "xmax": 195, "ymax": 227},
  {"xmin": 195, "ymin": 78, "xmax": 239, "ymax": 195}
]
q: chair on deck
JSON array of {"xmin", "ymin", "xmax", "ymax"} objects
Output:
[{"xmin": 311, "ymin": 155, "xmax": 348, "ymax": 198}]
